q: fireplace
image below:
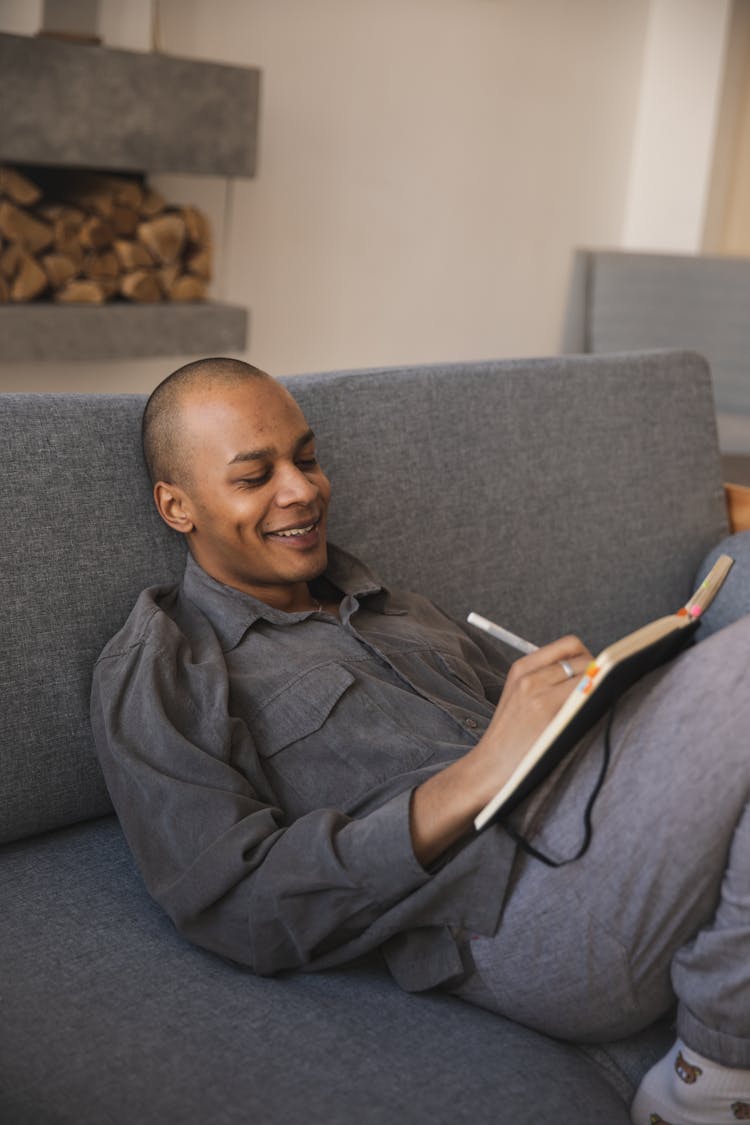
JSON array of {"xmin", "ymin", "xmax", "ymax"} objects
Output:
[{"xmin": 0, "ymin": 31, "xmax": 260, "ymax": 361}]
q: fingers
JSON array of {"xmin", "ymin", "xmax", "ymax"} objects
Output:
[
  {"xmin": 552, "ymin": 653, "xmax": 590, "ymax": 684},
  {"xmin": 505, "ymin": 634, "xmax": 592, "ymax": 686},
  {"xmin": 487, "ymin": 635, "xmax": 596, "ymax": 764}
]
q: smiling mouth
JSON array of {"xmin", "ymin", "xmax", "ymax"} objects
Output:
[{"xmin": 265, "ymin": 518, "xmax": 321, "ymax": 539}]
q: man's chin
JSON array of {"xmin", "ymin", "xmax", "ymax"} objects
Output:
[{"xmin": 306, "ymin": 542, "xmax": 328, "ymax": 580}]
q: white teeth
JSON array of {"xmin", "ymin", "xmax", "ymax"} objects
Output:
[{"xmin": 274, "ymin": 523, "xmax": 315, "ymax": 538}]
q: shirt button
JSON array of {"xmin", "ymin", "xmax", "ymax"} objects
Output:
[{"xmin": 464, "ymin": 717, "xmax": 479, "ymax": 729}]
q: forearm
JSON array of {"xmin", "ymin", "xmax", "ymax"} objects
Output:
[{"xmin": 409, "ymin": 748, "xmax": 494, "ymax": 866}]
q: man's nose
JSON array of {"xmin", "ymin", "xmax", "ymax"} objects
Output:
[{"xmin": 275, "ymin": 463, "xmax": 319, "ymax": 506}]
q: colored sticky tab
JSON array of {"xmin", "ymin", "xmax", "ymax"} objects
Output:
[
  {"xmin": 585, "ymin": 661, "xmax": 599, "ymax": 678},
  {"xmin": 677, "ymin": 607, "xmax": 689, "ymax": 617},
  {"xmin": 689, "ymin": 605, "xmax": 702, "ymax": 618}
]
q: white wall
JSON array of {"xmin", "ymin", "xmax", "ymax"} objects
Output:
[
  {"xmin": 705, "ymin": 0, "xmax": 750, "ymax": 255},
  {"xmin": 0, "ymin": 0, "xmax": 670, "ymax": 391},
  {"xmin": 622, "ymin": 0, "xmax": 732, "ymax": 252}
]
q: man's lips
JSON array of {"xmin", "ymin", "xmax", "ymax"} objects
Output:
[{"xmin": 263, "ymin": 517, "xmax": 323, "ymax": 548}]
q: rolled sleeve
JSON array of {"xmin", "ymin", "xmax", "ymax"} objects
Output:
[{"xmin": 336, "ymin": 788, "xmax": 429, "ymax": 904}]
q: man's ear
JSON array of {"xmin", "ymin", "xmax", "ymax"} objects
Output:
[{"xmin": 153, "ymin": 481, "xmax": 195, "ymax": 535}]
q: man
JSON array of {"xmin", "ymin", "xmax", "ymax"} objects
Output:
[{"xmin": 91, "ymin": 358, "xmax": 750, "ymax": 1125}]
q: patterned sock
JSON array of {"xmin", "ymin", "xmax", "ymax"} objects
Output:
[{"xmin": 630, "ymin": 1037, "xmax": 750, "ymax": 1125}]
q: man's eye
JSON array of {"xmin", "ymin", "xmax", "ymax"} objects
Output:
[
  {"xmin": 240, "ymin": 472, "xmax": 271, "ymax": 487},
  {"xmin": 297, "ymin": 457, "xmax": 318, "ymax": 469}
]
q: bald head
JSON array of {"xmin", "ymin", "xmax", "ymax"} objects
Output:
[{"xmin": 142, "ymin": 357, "xmax": 270, "ymax": 486}]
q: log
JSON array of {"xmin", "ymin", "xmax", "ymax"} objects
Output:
[
  {"xmin": 56, "ymin": 171, "xmax": 144, "ymax": 217},
  {"xmin": 53, "ymin": 215, "xmax": 85, "ymax": 265},
  {"xmin": 78, "ymin": 215, "xmax": 115, "ymax": 251},
  {"xmin": 98, "ymin": 174, "xmax": 143, "ymax": 212},
  {"xmin": 11, "ymin": 253, "xmax": 48, "ymax": 301},
  {"xmin": 38, "ymin": 202, "xmax": 67, "ymax": 222},
  {"xmin": 139, "ymin": 188, "xmax": 167, "ymax": 218},
  {"xmin": 55, "ymin": 279, "xmax": 106, "ymax": 304},
  {"xmin": 63, "ymin": 187, "xmax": 111, "ymax": 219},
  {"xmin": 0, "ymin": 201, "xmax": 53, "ymax": 254},
  {"xmin": 169, "ymin": 274, "xmax": 207, "ymax": 301},
  {"xmin": 120, "ymin": 269, "xmax": 163, "ymax": 302},
  {"xmin": 0, "ymin": 242, "xmax": 22, "ymax": 281},
  {"xmin": 158, "ymin": 263, "xmax": 180, "ymax": 294},
  {"xmin": 0, "ymin": 166, "xmax": 42, "ymax": 207},
  {"xmin": 186, "ymin": 247, "xmax": 212, "ymax": 280},
  {"xmin": 38, "ymin": 30, "xmax": 101, "ymax": 45},
  {"xmin": 83, "ymin": 249, "xmax": 120, "ymax": 281},
  {"xmin": 99, "ymin": 278, "xmax": 120, "ymax": 300},
  {"xmin": 113, "ymin": 238, "xmax": 153, "ymax": 270},
  {"xmin": 41, "ymin": 252, "xmax": 78, "ymax": 289},
  {"xmin": 137, "ymin": 214, "xmax": 187, "ymax": 265},
  {"xmin": 181, "ymin": 205, "xmax": 210, "ymax": 246},
  {"xmin": 45, "ymin": 205, "xmax": 84, "ymax": 227},
  {"xmin": 111, "ymin": 205, "xmax": 139, "ymax": 238}
]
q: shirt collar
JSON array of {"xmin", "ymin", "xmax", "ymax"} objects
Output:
[{"xmin": 181, "ymin": 543, "xmax": 400, "ymax": 652}]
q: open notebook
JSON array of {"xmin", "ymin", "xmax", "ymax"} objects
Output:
[{"xmin": 474, "ymin": 554, "xmax": 734, "ymax": 832}]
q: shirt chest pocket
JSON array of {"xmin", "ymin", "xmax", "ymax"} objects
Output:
[{"xmin": 250, "ymin": 663, "xmax": 434, "ymax": 817}]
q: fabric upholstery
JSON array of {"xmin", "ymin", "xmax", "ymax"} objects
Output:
[
  {"xmin": 0, "ymin": 817, "xmax": 634, "ymax": 1124},
  {"xmin": 290, "ymin": 353, "xmax": 727, "ymax": 653},
  {"xmin": 3, "ymin": 351, "xmax": 723, "ymax": 1122},
  {"xmin": 694, "ymin": 531, "xmax": 750, "ymax": 639},
  {"xmin": 0, "ymin": 352, "xmax": 728, "ymax": 844},
  {"xmin": 0, "ymin": 394, "xmax": 185, "ymax": 843}
]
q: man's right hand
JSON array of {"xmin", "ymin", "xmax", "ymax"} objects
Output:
[{"xmin": 409, "ymin": 635, "xmax": 592, "ymax": 867}]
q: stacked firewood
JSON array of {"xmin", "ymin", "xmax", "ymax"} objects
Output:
[{"xmin": 0, "ymin": 166, "xmax": 212, "ymax": 304}]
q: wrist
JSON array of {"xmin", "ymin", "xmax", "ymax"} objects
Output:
[{"xmin": 409, "ymin": 747, "xmax": 490, "ymax": 867}]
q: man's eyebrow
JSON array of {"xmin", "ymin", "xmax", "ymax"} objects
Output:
[{"xmin": 227, "ymin": 428, "xmax": 315, "ymax": 465}]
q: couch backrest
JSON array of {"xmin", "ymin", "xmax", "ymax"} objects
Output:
[{"xmin": 0, "ymin": 351, "xmax": 728, "ymax": 844}]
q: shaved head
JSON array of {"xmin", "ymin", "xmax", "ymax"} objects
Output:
[
  {"xmin": 142, "ymin": 357, "xmax": 270, "ymax": 486},
  {"xmin": 146, "ymin": 360, "xmax": 331, "ymax": 607}
]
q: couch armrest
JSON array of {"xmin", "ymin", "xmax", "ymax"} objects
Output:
[{"xmin": 725, "ymin": 482, "xmax": 750, "ymax": 532}]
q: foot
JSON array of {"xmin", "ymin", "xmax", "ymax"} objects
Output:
[{"xmin": 630, "ymin": 1038, "xmax": 750, "ymax": 1124}]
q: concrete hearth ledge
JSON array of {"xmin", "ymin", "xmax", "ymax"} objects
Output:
[
  {"xmin": 0, "ymin": 303, "xmax": 248, "ymax": 362},
  {"xmin": 0, "ymin": 33, "xmax": 259, "ymax": 177}
]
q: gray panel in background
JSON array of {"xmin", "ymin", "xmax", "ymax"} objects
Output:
[{"xmin": 562, "ymin": 249, "xmax": 750, "ymax": 417}]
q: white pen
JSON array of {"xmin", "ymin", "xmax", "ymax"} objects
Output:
[{"xmin": 467, "ymin": 612, "xmax": 539, "ymax": 656}]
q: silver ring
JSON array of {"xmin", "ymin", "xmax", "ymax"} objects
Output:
[{"xmin": 559, "ymin": 659, "xmax": 575, "ymax": 680}]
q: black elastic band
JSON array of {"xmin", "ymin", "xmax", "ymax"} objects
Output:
[{"xmin": 500, "ymin": 704, "xmax": 617, "ymax": 868}]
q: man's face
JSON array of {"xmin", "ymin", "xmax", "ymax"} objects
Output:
[{"xmin": 168, "ymin": 379, "xmax": 331, "ymax": 607}]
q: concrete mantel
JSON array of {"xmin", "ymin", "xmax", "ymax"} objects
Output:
[{"xmin": 0, "ymin": 32, "xmax": 260, "ymax": 176}]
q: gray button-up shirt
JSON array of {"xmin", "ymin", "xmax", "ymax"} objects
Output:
[{"xmin": 91, "ymin": 546, "xmax": 518, "ymax": 991}]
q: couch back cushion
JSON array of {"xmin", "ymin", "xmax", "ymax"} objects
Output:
[{"xmin": 0, "ymin": 352, "xmax": 728, "ymax": 843}]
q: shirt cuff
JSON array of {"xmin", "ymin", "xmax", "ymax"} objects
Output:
[{"xmin": 337, "ymin": 788, "xmax": 430, "ymax": 907}]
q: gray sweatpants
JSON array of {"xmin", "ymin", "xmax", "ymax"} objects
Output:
[{"xmin": 449, "ymin": 613, "xmax": 750, "ymax": 1067}]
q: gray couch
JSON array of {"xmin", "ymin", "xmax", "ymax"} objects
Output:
[{"xmin": 1, "ymin": 350, "xmax": 731, "ymax": 1124}]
